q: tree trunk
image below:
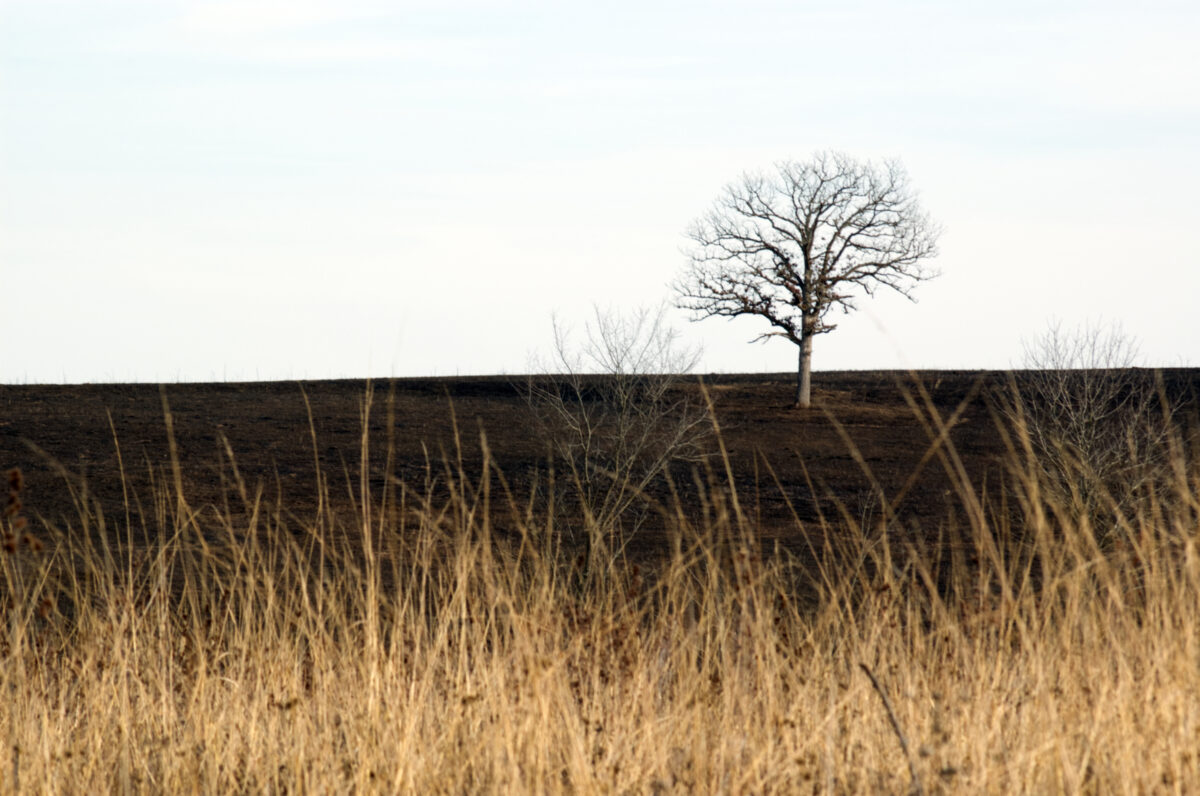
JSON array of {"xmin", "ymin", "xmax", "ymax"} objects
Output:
[{"xmin": 795, "ymin": 333, "xmax": 813, "ymax": 408}]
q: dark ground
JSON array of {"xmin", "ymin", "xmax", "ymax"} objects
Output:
[{"xmin": 2, "ymin": 370, "xmax": 1197, "ymax": 560}]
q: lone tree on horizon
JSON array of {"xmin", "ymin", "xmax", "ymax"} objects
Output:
[{"xmin": 675, "ymin": 151, "xmax": 941, "ymax": 407}]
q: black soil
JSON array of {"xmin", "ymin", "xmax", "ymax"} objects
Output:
[{"xmin": 2, "ymin": 370, "xmax": 1196, "ymax": 560}]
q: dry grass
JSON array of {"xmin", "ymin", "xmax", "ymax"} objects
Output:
[{"xmin": 1, "ymin": 386, "xmax": 1198, "ymax": 794}]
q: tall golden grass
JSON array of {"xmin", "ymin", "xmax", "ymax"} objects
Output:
[{"xmin": 1, "ymin": 383, "xmax": 1197, "ymax": 793}]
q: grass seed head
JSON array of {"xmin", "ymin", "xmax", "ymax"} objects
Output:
[{"xmin": 5, "ymin": 468, "xmax": 25, "ymax": 520}]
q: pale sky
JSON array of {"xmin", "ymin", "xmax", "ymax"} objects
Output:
[{"xmin": 3, "ymin": 0, "xmax": 1197, "ymax": 383}]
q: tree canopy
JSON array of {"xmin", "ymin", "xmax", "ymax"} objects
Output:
[{"xmin": 676, "ymin": 152, "xmax": 941, "ymax": 406}]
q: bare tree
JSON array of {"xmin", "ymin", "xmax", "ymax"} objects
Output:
[
  {"xmin": 676, "ymin": 151, "xmax": 941, "ymax": 407},
  {"xmin": 526, "ymin": 304, "xmax": 711, "ymax": 542}
]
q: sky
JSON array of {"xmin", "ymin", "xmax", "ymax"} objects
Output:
[{"xmin": 2, "ymin": 0, "xmax": 1198, "ymax": 383}]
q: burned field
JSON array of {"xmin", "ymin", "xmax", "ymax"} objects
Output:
[{"xmin": 4, "ymin": 369, "xmax": 1194, "ymax": 561}]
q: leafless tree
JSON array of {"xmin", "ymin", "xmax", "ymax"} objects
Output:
[
  {"xmin": 676, "ymin": 152, "xmax": 941, "ymax": 407},
  {"xmin": 526, "ymin": 304, "xmax": 712, "ymax": 543},
  {"xmin": 1001, "ymin": 320, "xmax": 1176, "ymax": 534}
]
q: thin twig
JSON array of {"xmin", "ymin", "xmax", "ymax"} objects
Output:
[{"xmin": 859, "ymin": 662, "xmax": 924, "ymax": 796}]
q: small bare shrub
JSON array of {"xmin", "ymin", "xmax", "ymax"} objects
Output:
[
  {"xmin": 526, "ymin": 304, "xmax": 712, "ymax": 549},
  {"xmin": 1000, "ymin": 320, "xmax": 1177, "ymax": 537}
]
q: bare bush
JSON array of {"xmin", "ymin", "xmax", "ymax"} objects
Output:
[
  {"xmin": 526, "ymin": 304, "xmax": 712, "ymax": 541},
  {"xmin": 1001, "ymin": 320, "xmax": 1175, "ymax": 533}
]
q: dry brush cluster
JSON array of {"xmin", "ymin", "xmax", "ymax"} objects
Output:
[
  {"xmin": 0, "ymin": 380, "xmax": 1198, "ymax": 793},
  {"xmin": 995, "ymin": 322, "xmax": 1182, "ymax": 543},
  {"xmin": 524, "ymin": 305, "xmax": 712, "ymax": 556}
]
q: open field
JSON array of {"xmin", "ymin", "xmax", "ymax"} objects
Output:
[
  {"xmin": 1, "ymin": 370, "xmax": 1199, "ymax": 792},
  {"xmin": 0, "ymin": 371, "xmax": 1066, "ymax": 539}
]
